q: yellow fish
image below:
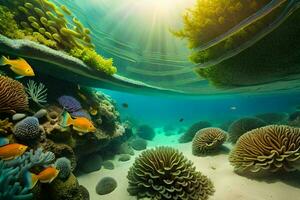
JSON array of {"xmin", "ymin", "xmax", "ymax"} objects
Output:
[
  {"xmin": 0, "ymin": 143, "xmax": 28, "ymax": 160},
  {"xmin": 60, "ymin": 112, "xmax": 96, "ymax": 134},
  {"xmin": 0, "ymin": 56, "xmax": 35, "ymax": 77},
  {"xmin": 25, "ymin": 166, "xmax": 60, "ymax": 189}
]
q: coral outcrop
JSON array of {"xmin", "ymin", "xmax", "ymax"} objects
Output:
[
  {"xmin": 0, "ymin": 76, "xmax": 28, "ymax": 114},
  {"xmin": 255, "ymin": 112, "xmax": 288, "ymax": 125},
  {"xmin": 127, "ymin": 146, "xmax": 214, "ymax": 200},
  {"xmin": 0, "ymin": 118, "xmax": 13, "ymax": 136},
  {"xmin": 55, "ymin": 157, "xmax": 72, "ymax": 180},
  {"xmin": 179, "ymin": 121, "xmax": 212, "ymax": 143},
  {"xmin": 136, "ymin": 125, "xmax": 155, "ymax": 140},
  {"xmin": 229, "ymin": 125, "xmax": 300, "ymax": 173},
  {"xmin": 228, "ymin": 117, "xmax": 267, "ymax": 143},
  {"xmin": 192, "ymin": 128, "xmax": 227, "ymax": 156},
  {"xmin": 14, "ymin": 116, "xmax": 42, "ymax": 143},
  {"xmin": 96, "ymin": 177, "xmax": 117, "ymax": 195}
]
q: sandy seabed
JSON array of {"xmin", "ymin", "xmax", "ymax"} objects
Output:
[{"xmin": 78, "ymin": 129, "xmax": 300, "ymax": 200}]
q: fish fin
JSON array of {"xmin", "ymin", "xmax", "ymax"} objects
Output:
[
  {"xmin": 0, "ymin": 156, "xmax": 15, "ymax": 160},
  {"xmin": 23, "ymin": 171, "xmax": 39, "ymax": 189},
  {"xmin": 15, "ymin": 75, "xmax": 24, "ymax": 79},
  {"xmin": 0, "ymin": 56, "xmax": 8, "ymax": 66},
  {"xmin": 60, "ymin": 112, "xmax": 73, "ymax": 127},
  {"xmin": 72, "ymin": 126, "xmax": 85, "ymax": 134},
  {"xmin": 0, "ymin": 137, "xmax": 9, "ymax": 147}
]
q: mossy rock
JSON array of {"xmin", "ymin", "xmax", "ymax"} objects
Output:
[
  {"xmin": 96, "ymin": 177, "xmax": 117, "ymax": 195},
  {"xmin": 80, "ymin": 154, "xmax": 103, "ymax": 173}
]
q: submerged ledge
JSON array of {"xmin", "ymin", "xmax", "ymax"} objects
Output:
[{"xmin": 0, "ymin": 35, "xmax": 183, "ymax": 95}]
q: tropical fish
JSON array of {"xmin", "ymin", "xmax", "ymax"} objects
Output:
[
  {"xmin": 60, "ymin": 112, "xmax": 96, "ymax": 134},
  {"xmin": 0, "ymin": 143, "xmax": 28, "ymax": 160},
  {"xmin": 0, "ymin": 56, "xmax": 35, "ymax": 77},
  {"xmin": 122, "ymin": 103, "xmax": 129, "ymax": 108},
  {"xmin": 230, "ymin": 106, "xmax": 237, "ymax": 110},
  {"xmin": 179, "ymin": 118, "xmax": 184, "ymax": 122},
  {"xmin": 0, "ymin": 137, "xmax": 9, "ymax": 147},
  {"xmin": 25, "ymin": 166, "xmax": 60, "ymax": 189}
]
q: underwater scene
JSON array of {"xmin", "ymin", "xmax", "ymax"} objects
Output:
[{"xmin": 0, "ymin": 0, "xmax": 300, "ymax": 200}]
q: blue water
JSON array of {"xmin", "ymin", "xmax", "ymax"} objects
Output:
[{"xmin": 101, "ymin": 89, "xmax": 300, "ymax": 127}]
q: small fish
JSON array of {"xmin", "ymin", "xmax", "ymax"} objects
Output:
[
  {"xmin": 179, "ymin": 118, "xmax": 184, "ymax": 122},
  {"xmin": 60, "ymin": 112, "xmax": 96, "ymax": 134},
  {"xmin": 230, "ymin": 106, "xmax": 237, "ymax": 110},
  {"xmin": 25, "ymin": 167, "xmax": 60, "ymax": 189},
  {"xmin": 0, "ymin": 56, "xmax": 35, "ymax": 77},
  {"xmin": 0, "ymin": 137, "xmax": 9, "ymax": 147},
  {"xmin": 0, "ymin": 143, "xmax": 27, "ymax": 160},
  {"xmin": 122, "ymin": 103, "xmax": 128, "ymax": 108}
]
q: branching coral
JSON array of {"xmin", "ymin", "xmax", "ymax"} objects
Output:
[
  {"xmin": 25, "ymin": 80, "xmax": 48, "ymax": 107},
  {"xmin": 127, "ymin": 146, "xmax": 214, "ymax": 200},
  {"xmin": 0, "ymin": 1, "xmax": 116, "ymax": 75},
  {"xmin": 192, "ymin": 128, "xmax": 227, "ymax": 156},
  {"xmin": 0, "ymin": 76, "xmax": 28, "ymax": 114},
  {"xmin": 228, "ymin": 117, "xmax": 267, "ymax": 143},
  {"xmin": 0, "ymin": 147, "xmax": 55, "ymax": 199},
  {"xmin": 229, "ymin": 125, "xmax": 300, "ymax": 173}
]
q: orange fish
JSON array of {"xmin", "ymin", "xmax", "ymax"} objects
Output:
[
  {"xmin": 25, "ymin": 167, "xmax": 60, "ymax": 189},
  {"xmin": 0, "ymin": 56, "xmax": 35, "ymax": 77},
  {"xmin": 0, "ymin": 143, "xmax": 28, "ymax": 160},
  {"xmin": 60, "ymin": 112, "xmax": 96, "ymax": 134}
]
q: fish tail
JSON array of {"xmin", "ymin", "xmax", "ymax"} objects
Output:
[
  {"xmin": 0, "ymin": 56, "xmax": 8, "ymax": 66},
  {"xmin": 60, "ymin": 112, "xmax": 73, "ymax": 127},
  {"xmin": 23, "ymin": 171, "xmax": 39, "ymax": 189},
  {"xmin": 0, "ymin": 137, "xmax": 9, "ymax": 147}
]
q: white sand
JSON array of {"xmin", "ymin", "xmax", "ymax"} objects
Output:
[{"xmin": 78, "ymin": 130, "xmax": 300, "ymax": 200}]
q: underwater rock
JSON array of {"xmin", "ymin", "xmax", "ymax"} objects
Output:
[
  {"xmin": 0, "ymin": 76, "xmax": 28, "ymax": 114},
  {"xmin": 118, "ymin": 154, "xmax": 131, "ymax": 162},
  {"xmin": 14, "ymin": 116, "xmax": 42, "ymax": 143},
  {"xmin": 289, "ymin": 111, "xmax": 300, "ymax": 122},
  {"xmin": 127, "ymin": 146, "xmax": 215, "ymax": 200},
  {"xmin": 117, "ymin": 142, "xmax": 135, "ymax": 155},
  {"xmin": 34, "ymin": 109, "xmax": 48, "ymax": 118},
  {"xmin": 12, "ymin": 113, "xmax": 27, "ymax": 121},
  {"xmin": 79, "ymin": 185, "xmax": 90, "ymax": 200},
  {"xmin": 179, "ymin": 121, "xmax": 212, "ymax": 143},
  {"xmin": 102, "ymin": 160, "xmax": 115, "ymax": 170},
  {"xmin": 130, "ymin": 138, "xmax": 147, "ymax": 151},
  {"xmin": 229, "ymin": 125, "xmax": 300, "ymax": 173},
  {"xmin": 228, "ymin": 117, "xmax": 267, "ymax": 143},
  {"xmin": 219, "ymin": 120, "xmax": 234, "ymax": 131},
  {"xmin": 255, "ymin": 112, "xmax": 288, "ymax": 125},
  {"xmin": 55, "ymin": 157, "xmax": 72, "ymax": 180},
  {"xmin": 136, "ymin": 125, "xmax": 155, "ymax": 140},
  {"xmin": 96, "ymin": 177, "xmax": 117, "ymax": 195},
  {"xmin": 192, "ymin": 128, "xmax": 227, "ymax": 156},
  {"xmin": 80, "ymin": 154, "xmax": 103, "ymax": 173},
  {"xmin": 46, "ymin": 173, "xmax": 86, "ymax": 200}
]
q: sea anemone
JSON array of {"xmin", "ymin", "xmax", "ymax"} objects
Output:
[
  {"xmin": 229, "ymin": 125, "xmax": 300, "ymax": 173},
  {"xmin": 127, "ymin": 146, "xmax": 214, "ymax": 200},
  {"xmin": 192, "ymin": 128, "xmax": 227, "ymax": 156}
]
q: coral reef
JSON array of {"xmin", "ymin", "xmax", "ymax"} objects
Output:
[
  {"xmin": 0, "ymin": 1, "xmax": 116, "ymax": 75},
  {"xmin": 96, "ymin": 177, "xmax": 117, "ymax": 195},
  {"xmin": 136, "ymin": 125, "xmax": 155, "ymax": 140},
  {"xmin": 0, "ymin": 76, "xmax": 28, "ymax": 114},
  {"xmin": 229, "ymin": 125, "xmax": 300, "ymax": 173},
  {"xmin": 192, "ymin": 128, "xmax": 227, "ymax": 156},
  {"xmin": 0, "ymin": 118, "xmax": 13, "ymax": 136},
  {"xmin": 25, "ymin": 80, "xmax": 48, "ymax": 107},
  {"xmin": 55, "ymin": 157, "xmax": 72, "ymax": 180},
  {"xmin": 228, "ymin": 117, "xmax": 267, "ymax": 143},
  {"xmin": 127, "ymin": 146, "xmax": 214, "ymax": 200},
  {"xmin": 179, "ymin": 121, "xmax": 212, "ymax": 143},
  {"xmin": 255, "ymin": 112, "xmax": 288, "ymax": 125},
  {"xmin": 130, "ymin": 138, "xmax": 147, "ymax": 151},
  {"xmin": 14, "ymin": 116, "xmax": 42, "ymax": 143}
]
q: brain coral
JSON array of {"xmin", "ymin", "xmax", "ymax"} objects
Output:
[
  {"xmin": 57, "ymin": 95, "xmax": 82, "ymax": 113},
  {"xmin": 228, "ymin": 117, "xmax": 267, "ymax": 143},
  {"xmin": 179, "ymin": 121, "xmax": 212, "ymax": 143},
  {"xmin": 127, "ymin": 146, "xmax": 214, "ymax": 200},
  {"xmin": 14, "ymin": 116, "xmax": 41, "ymax": 142},
  {"xmin": 0, "ymin": 76, "xmax": 28, "ymax": 113},
  {"xmin": 192, "ymin": 128, "xmax": 227, "ymax": 156},
  {"xmin": 229, "ymin": 125, "xmax": 300, "ymax": 173}
]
